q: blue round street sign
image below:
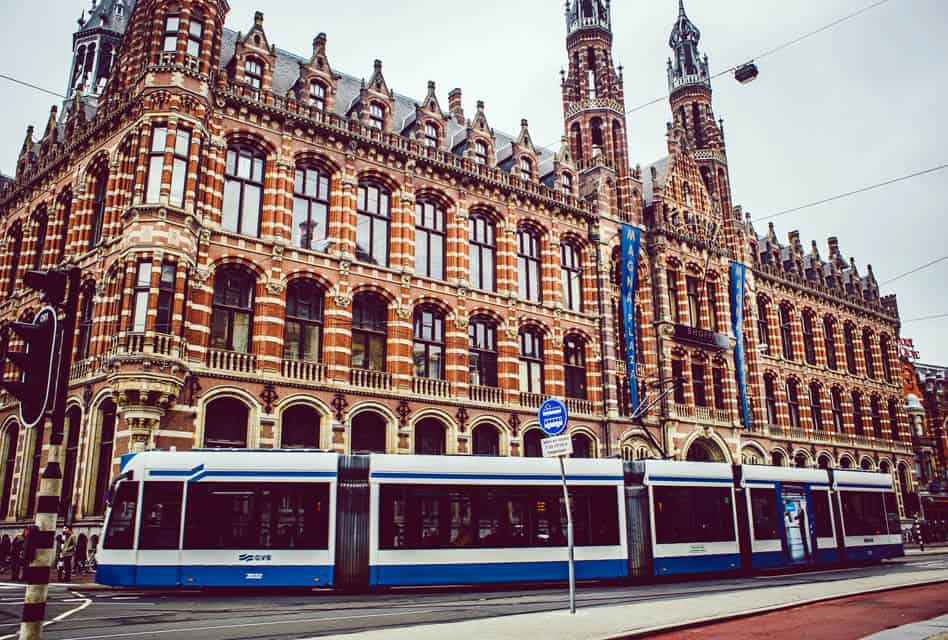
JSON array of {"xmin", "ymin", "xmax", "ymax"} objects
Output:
[{"xmin": 538, "ymin": 398, "xmax": 569, "ymax": 436}]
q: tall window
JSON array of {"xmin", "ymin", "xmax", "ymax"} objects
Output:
[
  {"xmin": 887, "ymin": 399, "xmax": 900, "ymax": 440},
  {"xmin": 671, "ymin": 359, "xmax": 685, "ymax": 404},
  {"xmin": 356, "ymin": 182, "xmax": 390, "ymax": 266},
  {"xmin": 57, "ymin": 190, "xmax": 72, "ymax": 263},
  {"xmin": 707, "ymin": 282, "xmax": 719, "ymax": 332},
  {"xmin": 692, "ymin": 364, "xmax": 707, "ymax": 407},
  {"xmin": 880, "ymin": 335, "xmax": 893, "ymax": 383},
  {"xmin": 779, "ymin": 305, "xmax": 794, "ymax": 360},
  {"xmin": 244, "ymin": 58, "xmax": 263, "ymax": 89},
  {"xmin": 31, "ymin": 208, "xmax": 48, "ymax": 270},
  {"xmin": 89, "ymin": 166, "xmax": 108, "ymax": 249},
  {"xmin": 519, "ymin": 157, "xmax": 533, "ymax": 180},
  {"xmin": 210, "ymin": 268, "xmax": 254, "ymax": 352},
  {"xmin": 187, "ymin": 12, "xmax": 204, "ymax": 57},
  {"xmin": 564, "ymin": 336, "xmax": 586, "ymax": 399},
  {"xmin": 162, "ymin": 14, "xmax": 179, "ymax": 52},
  {"xmin": 802, "ymin": 311, "xmax": 817, "ymax": 365},
  {"xmin": 309, "ymin": 81, "xmax": 326, "ymax": 111},
  {"xmin": 131, "ymin": 260, "xmax": 152, "ymax": 332},
  {"xmin": 352, "ymin": 293, "xmax": 387, "ymax": 372},
  {"xmin": 412, "ymin": 307, "xmax": 444, "ymax": 379},
  {"xmin": 667, "ymin": 269, "xmax": 680, "ymax": 323},
  {"xmin": 870, "ymin": 396, "xmax": 883, "ymax": 437},
  {"xmin": 284, "ymin": 280, "xmax": 323, "ymax": 362},
  {"xmin": 155, "ymin": 262, "xmax": 175, "ymax": 334},
  {"xmin": 75, "ymin": 291, "xmax": 95, "ymax": 360},
  {"xmin": 145, "ymin": 126, "xmax": 167, "ymax": 204},
  {"xmin": 369, "ymin": 102, "xmax": 385, "ymax": 129},
  {"xmin": 712, "ymin": 366, "xmax": 726, "ymax": 410},
  {"xmin": 561, "ymin": 172, "xmax": 573, "ymax": 194},
  {"xmin": 686, "ymin": 276, "xmax": 702, "ymax": 328},
  {"xmin": 92, "ymin": 400, "xmax": 116, "ymax": 515},
  {"xmin": 757, "ymin": 299, "xmax": 770, "ymax": 353},
  {"xmin": 852, "ymin": 392, "xmax": 864, "ymax": 435},
  {"xmin": 560, "ymin": 241, "xmax": 583, "ymax": 312},
  {"xmin": 519, "ymin": 328, "xmax": 544, "ymax": 394},
  {"xmin": 5, "ymin": 226, "xmax": 22, "ymax": 296},
  {"xmin": 809, "ymin": 383, "xmax": 824, "ymax": 431},
  {"xmin": 469, "ymin": 214, "xmax": 496, "ymax": 292},
  {"xmin": 469, "ymin": 317, "xmax": 498, "ymax": 387},
  {"xmin": 292, "ymin": 165, "xmax": 329, "ymax": 250},
  {"xmin": 474, "ymin": 141, "xmax": 488, "ymax": 165},
  {"xmin": 222, "ymin": 145, "xmax": 264, "ymax": 237},
  {"xmin": 862, "ymin": 330, "xmax": 876, "ymax": 379},
  {"xmin": 844, "ymin": 323, "xmax": 857, "ymax": 374},
  {"xmin": 60, "ymin": 407, "xmax": 81, "ymax": 517},
  {"xmin": 517, "ymin": 227, "xmax": 542, "ymax": 302},
  {"xmin": 786, "ymin": 379, "xmax": 801, "ymax": 428},
  {"xmin": 415, "ymin": 199, "xmax": 445, "ymax": 280},
  {"xmin": 824, "ymin": 317, "xmax": 838, "ymax": 370},
  {"xmin": 764, "ymin": 375, "xmax": 777, "ymax": 425},
  {"xmin": 424, "ymin": 123, "xmax": 439, "ymax": 148},
  {"xmin": 831, "ymin": 388, "xmax": 844, "ymax": 432},
  {"xmin": 169, "ymin": 128, "xmax": 191, "ymax": 207},
  {"xmin": 0, "ymin": 424, "xmax": 18, "ymax": 520}
]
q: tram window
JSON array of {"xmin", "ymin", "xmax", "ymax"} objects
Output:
[
  {"xmin": 103, "ymin": 482, "xmax": 139, "ymax": 550},
  {"xmin": 749, "ymin": 489, "xmax": 780, "ymax": 540},
  {"xmin": 840, "ymin": 490, "xmax": 885, "ymax": 537},
  {"xmin": 183, "ymin": 482, "xmax": 330, "ymax": 550},
  {"xmin": 882, "ymin": 492, "xmax": 900, "ymax": 535},
  {"xmin": 139, "ymin": 482, "xmax": 183, "ymax": 550},
  {"xmin": 653, "ymin": 486, "xmax": 735, "ymax": 544},
  {"xmin": 378, "ymin": 485, "xmax": 618, "ymax": 550},
  {"xmin": 811, "ymin": 490, "xmax": 834, "ymax": 538}
]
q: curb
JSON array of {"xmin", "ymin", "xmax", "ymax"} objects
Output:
[{"xmin": 605, "ymin": 578, "xmax": 948, "ymax": 640}]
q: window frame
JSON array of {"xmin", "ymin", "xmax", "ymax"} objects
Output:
[
  {"xmin": 764, "ymin": 375, "xmax": 778, "ymax": 425},
  {"xmin": 779, "ymin": 305, "xmax": 795, "ymax": 360},
  {"xmin": 560, "ymin": 241, "xmax": 583, "ymax": 312},
  {"xmin": 692, "ymin": 363, "xmax": 707, "ymax": 407},
  {"xmin": 210, "ymin": 268, "xmax": 255, "ymax": 353},
  {"xmin": 412, "ymin": 307, "xmax": 445, "ymax": 380},
  {"xmin": 844, "ymin": 323, "xmax": 858, "ymax": 374},
  {"xmin": 355, "ymin": 182, "xmax": 391, "ymax": 267},
  {"xmin": 823, "ymin": 316, "xmax": 838, "ymax": 370},
  {"xmin": 31, "ymin": 208, "xmax": 48, "ymax": 271},
  {"xmin": 809, "ymin": 383, "xmax": 824, "ymax": 431},
  {"xmin": 131, "ymin": 260, "xmax": 153, "ymax": 333},
  {"xmin": 519, "ymin": 156, "xmax": 533, "ymax": 181},
  {"xmin": 145, "ymin": 125, "xmax": 168, "ymax": 204},
  {"xmin": 852, "ymin": 392, "xmax": 864, "ymax": 435},
  {"xmin": 162, "ymin": 14, "xmax": 180, "ymax": 53},
  {"xmin": 786, "ymin": 379, "xmax": 801, "ymax": 428},
  {"xmin": 517, "ymin": 227, "xmax": 542, "ymax": 303},
  {"xmin": 6, "ymin": 226, "xmax": 22, "ymax": 296},
  {"xmin": 519, "ymin": 328, "xmax": 544, "ymax": 394},
  {"xmin": 667, "ymin": 269, "xmax": 681, "ymax": 324},
  {"xmin": 186, "ymin": 13, "xmax": 204, "ymax": 57},
  {"xmin": 155, "ymin": 262, "xmax": 176, "ymax": 334},
  {"xmin": 351, "ymin": 293, "xmax": 388, "ymax": 372},
  {"xmin": 292, "ymin": 164, "xmax": 330, "ymax": 251},
  {"xmin": 863, "ymin": 330, "xmax": 876, "ymax": 379},
  {"xmin": 563, "ymin": 336, "xmax": 587, "ymax": 400},
  {"xmin": 414, "ymin": 199, "xmax": 446, "ymax": 280},
  {"xmin": 802, "ymin": 311, "xmax": 817, "ymax": 365},
  {"xmin": 369, "ymin": 102, "xmax": 385, "ymax": 130},
  {"xmin": 831, "ymin": 388, "xmax": 844, "ymax": 433},
  {"xmin": 308, "ymin": 80, "xmax": 326, "ymax": 111},
  {"xmin": 469, "ymin": 316, "xmax": 498, "ymax": 388},
  {"xmin": 75, "ymin": 291, "xmax": 95, "ymax": 361},
  {"xmin": 222, "ymin": 144, "xmax": 265, "ymax": 237},
  {"xmin": 284, "ymin": 280, "xmax": 324, "ymax": 363},
  {"xmin": 89, "ymin": 167, "xmax": 108, "ymax": 249},
  {"xmin": 424, "ymin": 122, "xmax": 439, "ymax": 148},
  {"xmin": 474, "ymin": 140, "xmax": 489, "ymax": 165},
  {"xmin": 757, "ymin": 299, "xmax": 770, "ymax": 353},
  {"xmin": 469, "ymin": 213, "xmax": 496, "ymax": 292},
  {"xmin": 244, "ymin": 57, "xmax": 263, "ymax": 89},
  {"xmin": 686, "ymin": 276, "xmax": 702, "ymax": 329}
]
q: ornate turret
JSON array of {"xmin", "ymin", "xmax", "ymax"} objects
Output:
[
  {"xmin": 66, "ymin": 0, "xmax": 135, "ymax": 100},
  {"xmin": 667, "ymin": 0, "xmax": 709, "ymax": 91},
  {"xmin": 566, "ymin": 0, "xmax": 612, "ymax": 36}
]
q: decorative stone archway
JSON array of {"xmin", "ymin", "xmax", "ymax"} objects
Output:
[{"xmin": 685, "ymin": 436, "xmax": 728, "ymax": 463}]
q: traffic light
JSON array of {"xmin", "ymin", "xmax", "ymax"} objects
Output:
[
  {"xmin": 23, "ymin": 270, "xmax": 68, "ymax": 306},
  {"xmin": 1, "ymin": 307, "xmax": 59, "ymax": 429}
]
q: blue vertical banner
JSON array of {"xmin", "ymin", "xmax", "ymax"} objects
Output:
[
  {"xmin": 729, "ymin": 261, "xmax": 751, "ymax": 429},
  {"xmin": 621, "ymin": 225, "xmax": 642, "ymax": 415}
]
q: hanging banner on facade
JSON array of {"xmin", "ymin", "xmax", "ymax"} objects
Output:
[
  {"xmin": 729, "ymin": 261, "xmax": 751, "ymax": 429},
  {"xmin": 621, "ymin": 225, "xmax": 642, "ymax": 415}
]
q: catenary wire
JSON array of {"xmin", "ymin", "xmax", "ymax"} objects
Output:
[
  {"xmin": 901, "ymin": 313, "xmax": 948, "ymax": 324},
  {"xmin": 881, "ymin": 255, "xmax": 948, "ymax": 286},
  {"xmin": 0, "ymin": 73, "xmax": 65, "ymax": 99}
]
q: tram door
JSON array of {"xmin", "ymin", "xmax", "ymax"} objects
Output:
[{"xmin": 781, "ymin": 486, "xmax": 811, "ymax": 564}]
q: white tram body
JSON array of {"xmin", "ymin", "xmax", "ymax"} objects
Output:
[{"xmin": 833, "ymin": 469, "xmax": 903, "ymax": 561}]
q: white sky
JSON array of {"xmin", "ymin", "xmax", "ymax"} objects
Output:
[{"xmin": 1, "ymin": 0, "xmax": 945, "ymax": 363}]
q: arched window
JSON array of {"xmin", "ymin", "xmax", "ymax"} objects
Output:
[
  {"xmin": 519, "ymin": 157, "xmax": 533, "ymax": 181},
  {"xmin": 517, "ymin": 227, "xmax": 542, "ymax": 302},
  {"xmin": 852, "ymin": 392, "xmax": 864, "ymax": 435},
  {"xmin": 756, "ymin": 299, "xmax": 771, "ymax": 354},
  {"xmin": 89, "ymin": 164, "xmax": 108, "ymax": 249},
  {"xmin": 870, "ymin": 396, "xmax": 883, "ymax": 437},
  {"xmin": 469, "ymin": 213, "xmax": 496, "ymax": 292},
  {"xmin": 809, "ymin": 383, "xmax": 824, "ymax": 431},
  {"xmin": 352, "ymin": 293, "xmax": 387, "ymax": 372},
  {"xmin": 519, "ymin": 328, "xmax": 544, "ymax": 394},
  {"xmin": 351, "ymin": 412, "xmax": 387, "ymax": 453},
  {"xmin": 223, "ymin": 144, "xmax": 264, "ymax": 237},
  {"xmin": 523, "ymin": 430, "xmax": 543, "ymax": 458},
  {"xmin": 564, "ymin": 336, "xmax": 586, "ymax": 400},
  {"xmin": 571, "ymin": 433, "xmax": 593, "ymax": 459},
  {"xmin": 60, "ymin": 406, "xmax": 81, "ymax": 517},
  {"xmin": 369, "ymin": 102, "xmax": 385, "ymax": 129},
  {"xmin": 839, "ymin": 456, "xmax": 852, "ymax": 469},
  {"xmin": 414, "ymin": 418, "xmax": 445, "ymax": 455},
  {"xmin": 186, "ymin": 10, "xmax": 204, "ymax": 57},
  {"xmin": 474, "ymin": 140, "xmax": 489, "ymax": 165},
  {"xmin": 591, "ymin": 118, "xmax": 603, "ymax": 148},
  {"xmin": 888, "ymin": 399, "xmax": 900, "ymax": 440},
  {"xmin": 31, "ymin": 207, "xmax": 48, "ymax": 270},
  {"xmin": 75, "ymin": 290, "xmax": 95, "ymax": 361},
  {"xmin": 772, "ymin": 451, "xmax": 785, "ymax": 467},
  {"xmin": 5, "ymin": 225, "xmax": 22, "ymax": 296},
  {"xmin": 211, "ymin": 267, "xmax": 254, "ymax": 352},
  {"xmin": 786, "ymin": 379, "xmax": 801, "ymax": 428},
  {"xmin": 469, "ymin": 316, "xmax": 498, "ymax": 387},
  {"xmin": 794, "ymin": 452, "xmax": 808, "ymax": 468},
  {"xmin": 860, "ymin": 458, "xmax": 872, "ymax": 471},
  {"xmin": 667, "ymin": 267, "xmax": 681, "ymax": 324},
  {"xmin": 818, "ymin": 455, "xmax": 832, "ymax": 470},
  {"xmin": 204, "ymin": 397, "xmax": 249, "ymax": 448},
  {"xmin": 308, "ymin": 81, "xmax": 326, "ymax": 111},
  {"xmin": 415, "ymin": 199, "xmax": 445, "ymax": 280},
  {"xmin": 863, "ymin": 329, "xmax": 876, "ymax": 379},
  {"xmin": 412, "ymin": 307, "xmax": 445, "ymax": 380},
  {"xmin": 823, "ymin": 316, "xmax": 838, "ymax": 370},
  {"xmin": 284, "ymin": 280, "xmax": 323, "ymax": 362},
  {"xmin": 0, "ymin": 423, "xmax": 18, "ymax": 519},
  {"xmin": 686, "ymin": 276, "xmax": 702, "ymax": 328},
  {"xmin": 561, "ymin": 241, "xmax": 583, "ymax": 312},
  {"xmin": 424, "ymin": 123, "xmax": 439, "ymax": 148},
  {"xmin": 281, "ymin": 405, "xmax": 320, "ymax": 449},
  {"xmin": 764, "ymin": 374, "xmax": 777, "ymax": 425},
  {"xmin": 292, "ymin": 163, "xmax": 329, "ymax": 250},
  {"xmin": 571, "ymin": 123, "xmax": 583, "ymax": 161},
  {"xmin": 244, "ymin": 57, "xmax": 263, "ymax": 89},
  {"xmin": 802, "ymin": 311, "xmax": 817, "ymax": 365},
  {"xmin": 880, "ymin": 335, "xmax": 893, "ymax": 383},
  {"xmin": 844, "ymin": 323, "xmax": 857, "ymax": 374},
  {"xmin": 831, "ymin": 388, "xmax": 844, "ymax": 432},
  {"xmin": 779, "ymin": 305, "xmax": 795, "ymax": 360},
  {"xmin": 92, "ymin": 399, "xmax": 116, "ymax": 515},
  {"xmin": 472, "ymin": 424, "xmax": 500, "ymax": 457},
  {"xmin": 356, "ymin": 181, "xmax": 390, "ymax": 266}
]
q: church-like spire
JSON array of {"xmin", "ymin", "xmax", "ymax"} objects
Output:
[
  {"xmin": 667, "ymin": 0, "xmax": 709, "ymax": 91},
  {"xmin": 566, "ymin": 0, "xmax": 612, "ymax": 36}
]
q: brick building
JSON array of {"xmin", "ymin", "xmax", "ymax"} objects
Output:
[{"xmin": 0, "ymin": 0, "xmax": 915, "ymax": 536}]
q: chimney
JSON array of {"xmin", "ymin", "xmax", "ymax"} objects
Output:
[
  {"xmin": 828, "ymin": 237, "xmax": 840, "ymax": 262},
  {"xmin": 448, "ymin": 88, "xmax": 464, "ymax": 124},
  {"xmin": 788, "ymin": 230, "xmax": 802, "ymax": 253}
]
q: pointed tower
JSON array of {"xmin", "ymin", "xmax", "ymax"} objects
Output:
[
  {"xmin": 666, "ymin": 0, "xmax": 733, "ymax": 220},
  {"xmin": 561, "ymin": 0, "xmax": 635, "ymax": 217},
  {"xmin": 66, "ymin": 0, "xmax": 135, "ymax": 101}
]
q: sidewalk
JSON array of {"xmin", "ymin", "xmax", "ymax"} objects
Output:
[
  {"xmin": 322, "ymin": 567, "xmax": 948, "ymax": 640},
  {"xmin": 863, "ymin": 613, "xmax": 948, "ymax": 640}
]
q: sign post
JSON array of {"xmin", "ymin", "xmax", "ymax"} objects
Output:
[{"xmin": 538, "ymin": 398, "xmax": 576, "ymax": 615}]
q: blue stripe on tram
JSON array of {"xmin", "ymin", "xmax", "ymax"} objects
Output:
[
  {"xmin": 369, "ymin": 559, "xmax": 627, "ymax": 586},
  {"xmin": 97, "ymin": 564, "xmax": 335, "ymax": 587}
]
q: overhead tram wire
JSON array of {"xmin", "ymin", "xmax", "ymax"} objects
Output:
[
  {"xmin": 901, "ymin": 313, "xmax": 948, "ymax": 324},
  {"xmin": 882, "ymin": 255, "xmax": 948, "ymax": 286},
  {"xmin": 0, "ymin": 73, "xmax": 65, "ymax": 99}
]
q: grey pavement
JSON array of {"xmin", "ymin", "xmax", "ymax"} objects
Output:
[{"xmin": 863, "ymin": 614, "xmax": 948, "ymax": 640}]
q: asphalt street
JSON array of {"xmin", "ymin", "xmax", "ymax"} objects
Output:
[{"xmin": 0, "ymin": 554, "xmax": 944, "ymax": 640}]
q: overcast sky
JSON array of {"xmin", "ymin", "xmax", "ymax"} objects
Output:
[{"xmin": 1, "ymin": 0, "xmax": 945, "ymax": 364}]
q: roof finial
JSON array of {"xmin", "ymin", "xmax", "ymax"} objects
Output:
[{"xmin": 679, "ymin": 0, "xmax": 686, "ymax": 16}]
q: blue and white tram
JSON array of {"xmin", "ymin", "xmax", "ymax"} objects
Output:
[
  {"xmin": 97, "ymin": 450, "xmax": 339, "ymax": 588},
  {"xmin": 367, "ymin": 454, "xmax": 628, "ymax": 586},
  {"xmin": 834, "ymin": 469, "xmax": 903, "ymax": 562}
]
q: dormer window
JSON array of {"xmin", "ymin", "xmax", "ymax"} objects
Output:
[
  {"xmin": 369, "ymin": 103, "xmax": 385, "ymax": 130},
  {"xmin": 561, "ymin": 172, "xmax": 573, "ymax": 194},
  {"xmin": 163, "ymin": 15, "xmax": 180, "ymax": 52},
  {"xmin": 245, "ymin": 58, "xmax": 263, "ymax": 89},
  {"xmin": 187, "ymin": 12, "xmax": 204, "ymax": 58},
  {"xmin": 115, "ymin": 3, "xmax": 125, "ymax": 18},
  {"xmin": 474, "ymin": 141, "xmax": 489, "ymax": 165},
  {"xmin": 519, "ymin": 157, "xmax": 533, "ymax": 181},
  {"xmin": 424, "ymin": 123, "xmax": 439, "ymax": 148},
  {"xmin": 309, "ymin": 81, "xmax": 326, "ymax": 111}
]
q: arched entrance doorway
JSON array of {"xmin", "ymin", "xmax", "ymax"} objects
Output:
[
  {"xmin": 685, "ymin": 437, "xmax": 726, "ymax": 463},
  {"xmin": 523, "ymin": 430, "xmax": 543, "ymax": 458},
  {"xmin": 351, "ymin": 411, "xmax": 387, "ymax": 453},
  {"xmin": 472, "ymin": 424, "xmax": 500, "ymax": 456},
  {"xmin": 282, "ymin": 405, "xmax": 321, "ymax": 449},
  {"xmin": 571, "ymin": 433, "xmax": 594, "ymax": 459},
  {"xmin": 415, "ymin": 418, "xmax": 446, "ymax": 455}
]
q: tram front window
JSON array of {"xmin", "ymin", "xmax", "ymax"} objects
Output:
[
  {"xmin": 103, "ymin": 481, "xmax": 139, "ymax": 550},
  {"xmin": 840, "ymin": 491, "xmax": 886, "ymax": 537}
]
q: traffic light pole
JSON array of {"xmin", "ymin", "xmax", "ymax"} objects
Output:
[{"xmin": 20, "ymin": 268, "xmax": 80, "ymax": 640}]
